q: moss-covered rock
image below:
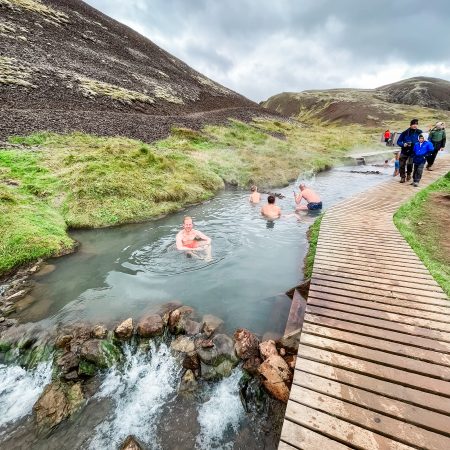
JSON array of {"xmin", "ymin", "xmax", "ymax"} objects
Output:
[{"xmin": 78, "ymin": 360, "xmax": 96, "ymax": 377}]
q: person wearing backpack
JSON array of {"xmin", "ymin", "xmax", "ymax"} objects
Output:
[
  {"xmin": 426, "ymin": 121, "xmax": 446, "ymax": 170},
  {"xmin": 411, "ymin": 135, "xmax": 434, "ymax": 187},
  {"xmin": 396, "ymin": 119, "xmax": 423, "ymax": 183}
]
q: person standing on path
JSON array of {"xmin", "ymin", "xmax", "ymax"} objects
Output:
[
  {"xmin": 384, "ymin": 129, "xmax": 391, "ymax": 145},
  {"xmin": 397, "ymin": 119, "xmax": 423, "ymax": 183},
  {"xmin": 426, "ymin": 122, "xmax": 446, "ymax": 170},
  {"xmin": 411, "ymin": 135, "xmax": 434, "ymax": 187}
]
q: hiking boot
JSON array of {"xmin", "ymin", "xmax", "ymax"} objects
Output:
[
  {"xmin": 413, "ymin": 182, "xmax": 419, "ymax": 187},
  {"xmin": 406, "ymin": 174, "xmax": 411, "ymax": 181},
  {"xmin": 400, "ymin": 177, "xmax": 405, "ymax": 183},
  {"xmin": 426, "ymin": 166, "xmax": 433, "ymax": 171}
]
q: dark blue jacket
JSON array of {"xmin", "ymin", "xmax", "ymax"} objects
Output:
[
  {"xmin": 397, "ymin": 127, "xmax": 423, "ymax": 156},
  {"xmin": 413, "ymin": 140, "xmax": 434, "ymax": 164}
]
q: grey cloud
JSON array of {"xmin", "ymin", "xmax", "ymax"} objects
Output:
[{"xmin": 85, "ymin": 0, "xmax": 450, "ymax": 101}]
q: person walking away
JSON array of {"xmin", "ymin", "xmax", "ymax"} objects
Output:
[
  {"xmin": 397, "ymin": 119, "xmax": 422, "ymax": 183},
  {"xmin": 411, "ymin": 135, "xmax": 434, "ymax": 187},
  {"xmin": 426, "ymin": 121, "xmax": 446, "ymax": 170},
  {"xmin": 384, "ymin": 129, "xmax": 391, "ymax": 145}
]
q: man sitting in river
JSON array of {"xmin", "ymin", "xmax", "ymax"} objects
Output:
[
  {"xmin": 294, "ymin": 183, "xmax": 322, "ymax": 211},
  {"xmin": 176, "ymin": 216, "xmax": 212, "ymax": 260},
  {"xmin": 261, "ymin": 195, "xmax": 282, "ymax": 219}
]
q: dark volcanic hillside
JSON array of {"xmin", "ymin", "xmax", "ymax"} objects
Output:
[
  {"xmin": 0, "ymin": 0, "xmax": 266, "ymax": 141},
  {"xmin": 376, "ymin": 77, "xmax": 450, "ymax": 110},
  {"xmin": 261, "ymin": 77, "xmax": 450, "ymax": 126}
]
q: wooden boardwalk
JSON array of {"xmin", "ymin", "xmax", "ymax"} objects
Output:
[{"xmin": 279, "ymin": 155, "xmax": 450, "ymax": 450}]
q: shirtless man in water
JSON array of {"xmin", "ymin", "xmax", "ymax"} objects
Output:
[
  {"xmin": 294, "ymin": 183, "xmax": 322, "ymax": 211},
  {"xmin": 249, "ymin": 185, "xmax": 261, "ymax": 203},
  {"xmin": 261, "ymin": 195, "xmax": 282, "ymax": 219},
  {"xmin": 176, "ymin": 216, "xmax": 212, "ymax": 259}
]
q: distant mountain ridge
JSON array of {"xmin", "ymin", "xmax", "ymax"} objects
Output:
[
  {"xmin": 261, "ymin": 77, "xmax": 450, "ymax": 126},
  {"xmin": 0, "ymin": 0, "xmax": 267, "ymax": 141}
]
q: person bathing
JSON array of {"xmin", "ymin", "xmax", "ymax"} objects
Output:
[
  {"xmin": 249, "ymin": 185, "xmax": 261, "ymax": 203},
  {"xmin": 176, "ymin": 216, "xmax": 212, "ymax": 260},
  {"xmin": 294, "ymin": 183, "xmax": 322, "ymax": 211}
]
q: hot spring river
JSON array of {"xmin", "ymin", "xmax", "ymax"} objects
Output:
[{"xmin": 0, "ymin": 163, "xmax": 392, "ymax": 449}]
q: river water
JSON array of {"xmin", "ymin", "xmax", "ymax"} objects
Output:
[{"xmin": 0, "ymin": 163, "xmax": 393, "ymax": 449}]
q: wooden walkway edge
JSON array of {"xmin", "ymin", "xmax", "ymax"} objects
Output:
[{"xmin": 279, "ymin": 155, "xmax": 450, "ymax": 450}]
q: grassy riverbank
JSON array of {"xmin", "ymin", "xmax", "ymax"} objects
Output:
[
  {"xmin": 394, "ymin": 172, "xmax": 450, "ymax": 297},
  {"xmin": 304, "ymin": 215, "xmax": 323, "ymax": 279},
  {"xmin": 0, "ymin": 118, "xmax": 379, "ymax": 276}
]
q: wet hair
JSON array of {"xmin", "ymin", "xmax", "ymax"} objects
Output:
[
  {"xmin": 410, "ymin": 118, "xmax": 419, "ymax": 126},
  {"xmin": 183, "ymin": 216, "xmax": 193, "ymax": 223},
  {"xmin": 384, "ymin": 159, "xmax": 389, "ymax": 163},
  {"xmin": 250, "ymin": 185, "xmax": 257, "ymax": 192},
  {"xmin": 267, "ymin": 195, "xmax": 275, "ymax": 204}
]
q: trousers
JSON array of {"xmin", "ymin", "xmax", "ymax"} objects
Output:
[{"xmin": 399, "ymin": 155, "xmax": 413, "ymax": 178}]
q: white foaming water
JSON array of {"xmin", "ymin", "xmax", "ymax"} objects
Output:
[
  {"xmin": 89, "ymin": 342, "xmax": 181, "ymax": 450},
  {"xmin": 0, "ymin": 360, "xmax": 52, "ymax": 434},
  {"xmin": 196, "ymin": 368, "xmax": 245, "ymax": 449}
]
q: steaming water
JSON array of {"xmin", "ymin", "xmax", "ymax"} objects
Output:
[
  {"xmin": 196, "ymin": 369, "xmax": 244, "ymax": 449},
  {"xmin": 89, "ymin": 342, "xmax": 181, "ymax": 449},
  {"xmin": 0, "ymin": 163, "xmax": 394, "ymax": 448},
  {"xmin": 0, "ymin": 360, "xmax": 52, "ymax": 434}
]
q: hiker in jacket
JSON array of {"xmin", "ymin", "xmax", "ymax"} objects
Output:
[
  {"xmin": 411, "ymin": 135, "xmax": 434, "ymax": 187},
  {"xmin": 397, "ymin": 119, "xmax": 423, "ymax": 183},
  {"xmin": 426, "ymin": 121, "xmax": 446, "ymax": 170}
]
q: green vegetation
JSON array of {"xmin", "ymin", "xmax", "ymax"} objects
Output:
[
  {"xmin": 0, "ymin": 117, "xmax": 382, "ymax": 275},
  {"xmin": 394, "ymin": 173, "xmax": 450, "ymax": 297},
  {"xmin": 304, "ymin": 214, "xmax": 323, "ymax": 279}
]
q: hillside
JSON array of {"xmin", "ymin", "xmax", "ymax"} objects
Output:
[
  {"xmin": 0, "ymin": 0, "xmax": 268, "ymax": 141},
  {"xmin": 261, "ymin": 77, "xmax": 450, "ymax": 126}
]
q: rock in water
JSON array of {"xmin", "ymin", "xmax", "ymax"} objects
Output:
[
  {"xmin": 91, "ymin": 325, "xmax": 108, "ymax": 339},
  {"xmin": 201, "ymin": 314, "xmax": 224, "ymax": 337},
  {"xmin": 259, "ymin": 340, "xmax": 278, "ymax": 360},
  {"xmin": 136, "ymin": 314, "xmax": 164, "ymax": 337},
  {"xmin": 258, "ymin": 354, "xmax": 292, "ymax": 403},
  {"xmin": 114, "ymin": 318, "xmax": 133, "ymax": 339},
  {"xmin": 234, "ymin": 328, "xmax": 260, "ymax": 360},
  {"xmin": 120, "ymin": 435, "xmax": 143, "ymax": 450}
]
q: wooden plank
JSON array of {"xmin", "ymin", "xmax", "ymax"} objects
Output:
[
  {"xmin": 280, "ymin": 420, "xmax": 351, "ymax": 450},
  {"xmin": 278, "ymin": 439, "xmax": 301, "ymax": 450},
  {"xmin": 296, "ymin": 344, "xmax": 450, "ymax": 397},
  {"xmin": 304, "ymin": 314, "xmax": 450, "ymax": 366},
  {"xmin": 313, "ymin": 266, "xmax": 443, "ymax": 292},
  {"xmin": 313, "ymin": 263, "xmax": 439, "ymax": 287},
  {"xmin": 316, "ymin": 235, "xmax": 412, "ymax": 251},
  {"xmin": 306, "ymin": 305, "xmax": 450, "ymax": 352},
  {"xmin": 311, "ymin": 277, "xmax": 449, "ymax": 304},
  {"xmin": 314, "ymin": 254, "xmax": 431, "ymax": 275},
  {"xmin": 317, "ymin": 242, "xmax": 418, "ymax": 259},
  {"xmin": 285, "ymin": 401, "xmax": 414, "ymax": 450},
  {"xmin": 296, "ymin": 358, "xmax": 450, "ymax": 415},
  {"xmin": 308, "ymin": 290, "xmax": 450, "ymax": 323},
  {"xmin": 294, "ymin": 371, "xmax": 450, "ymax": 436},
  {"xmin": 289, "ymin": 385, "xmax": 450, "ymax": 450},
  {"xmin": 311, "ymin": 272, "xmax": 448, "ymax": 299},
  {"xmin": 307, "ymin": 297, "xmax": 450, "ymax": 335},
  {"xmin": 300, "ymin": 332, "xmax": 450, "ymax": 381},
  {"xmin": 309, "ymin": 285, "xmax": 450, "ymax": 315}
]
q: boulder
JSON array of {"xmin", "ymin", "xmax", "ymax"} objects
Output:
[
  {"xmin": 136, "ymin": 314, "xmax": 164, "ymax": 338},
  {"xmin": 56, "ymin": 351, "xmax": 79, "ymax": 374},
  {"xmin": 258, "ymin": 354, "xmax": 292, "ymax": 403},
  {"xmin": 259, "ymin": 340, "xmax": 278, "ymax": 360},
  {"xmin": 78, "ymin": 360, "xmax": 97, "ymax": 377},
  {"xmin": 197, "ymin": 334, "xmax": 238, "ymax": 367},
  {"xmin": 91, "ymin": 325, "xmax": 108, "ymax": 339},
  {"xmin": 182, "ymin": 352, "xmax": 200, "ymax": 371},
  {"xmin": 234, "ymin": 328, "xmax": 260, "ymax": 360},
  {"xmin": 80, "ymin": 339, "xmax": 121, "ymax": 368},
  {"xmin": 201, "ymin": 359, "xmax": 235, "ymax": 380},
  {"xmin": 202, "ymin": 314, "xmax": 224, "ymax": 337},
  {"xmin": 171, "ymin": 336, "xmax": 195, "ymax": 353},
  {"xmin": 55, "ymin": 334, "xmax": 72, "ymax": 350},
  {"xmin": 120, "ymin": 435, "xmax": 143, "ymax": 450},
  {"xmin": 114, "ymin": 318, "xmax": 133, "ymax": 339},
  {"xmin": 184, "ymin": 319, "xmax": 202, "ymax": 336},
  {"xmin": 168, "ymin": 306, "xmax": 194, "ymax": 334},
  {"xmin": 179, "ymin": 369, "xmax": 197, "ymax": 393},
  {"xmin": 242, "ymin": 356, "xmax": 262, "ymax": 376},
  {"xmin": 33, "ymin": 381, "xmax": 84, "ymax": 431}
]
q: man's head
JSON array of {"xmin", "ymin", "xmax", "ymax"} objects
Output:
[
  {"xmin": 418, "ymin": 134, "xmax": 425, "ymax": 143},
  {"xmin": 267, "ymin": 195, "xmax": 275, "ymax": 204},
  {"xmin": 410, "ymin": 118, "xmax": 419, "ymax": 129},
  {"xmin": 250, "ymin": 185, "xmax": 257, "ymax": 192},
  {"xmin": 183, "ymin": 216, "xmax": 193, "ymax": 230},
  {"xmin": 299, "ymin": 183, "xmax": 306, "ymax": 191},
  {"xmin": 435, "ymin": 121, "xmax": 445, "ymax": 129}
]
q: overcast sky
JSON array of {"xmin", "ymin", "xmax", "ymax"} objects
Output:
[{"xmin": 85, "ymin": 0, "xmax": 450, "ymax": 102}]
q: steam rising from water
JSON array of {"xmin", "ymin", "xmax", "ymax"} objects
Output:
[
  {"xmin": 0, "ymin": 360, "xmax": 52, "ymax": 434},
  {"xmin": 89, "ymin": 342, "xmax": 181, "ymax": 450},
  {"xmin": 196, "ymin": 368, "xmax": 245, "ymax": 449}
]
